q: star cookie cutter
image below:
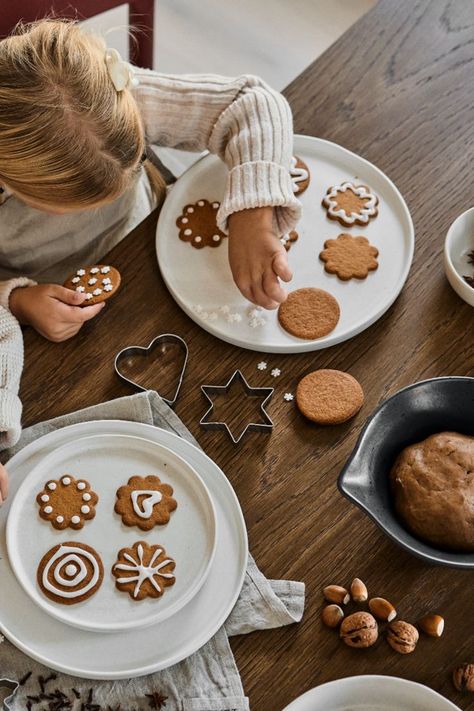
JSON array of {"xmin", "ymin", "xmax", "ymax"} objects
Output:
[
  {"xmin": 200, "ymin": 370, "xmax": 274, "ymax": 445},
  {"xmin": 114, "ymin": 334, "xmax": 188, "ymax": 408}
]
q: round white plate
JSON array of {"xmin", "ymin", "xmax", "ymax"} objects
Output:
[
  {"xmin": 156, "ymin": 135, "xmax": 415, "ymax": 353},
  {"xmin": 0, "ymin": 421, "xmax": 248, "ymax": 678},
  {"xmin": 283, "ymin": 675, "xmax": 460, "ymax": 710},
  {"xmin": 6, "ymin": 434, "xmax": 217, "ymax": 633}
]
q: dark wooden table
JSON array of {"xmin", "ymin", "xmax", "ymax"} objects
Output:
[{"xmin": 19, "ymin": 0, "xmax": 474, "ymax": 708}]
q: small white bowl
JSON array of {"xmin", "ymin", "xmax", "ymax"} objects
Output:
[{"xmin": 444, "ymin": 207, "xmax": 474, "ymax": 306}]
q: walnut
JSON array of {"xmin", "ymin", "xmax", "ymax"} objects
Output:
[
  {"xmin": 386, "ymin": 620, "xmax": 419, "ymax": 654},
  {"xmin": 340, "ymin": 611, "xmax": 378, "ymax": 648},
  {"xmin": 453, "ymin": 664, "xmax": 474, "ymax": 692}
]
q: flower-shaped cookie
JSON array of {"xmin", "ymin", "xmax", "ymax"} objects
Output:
[
  {"xmin": 322, "ymin": 182, "xmax": 379, "ymax": 226},
  {"xmin": 319, "ymin": 233, "xmax": 379, "ymax": 280},
  {"xmin": 112, "ymin": 541, "xmax": 176, "ymax": 600},
  {"xmin": 36, "ymin": 476, "xmax": 98, "ymax": 530},
  {"xmin": 114, "ymin": 475, "xmax": 177, "ymax": 530},
  {"xmin": 176, "ymin": 199, "xmax": 226, "ymax": 248},
  {"xmin": 280, "ymin": 230, "xmax": 299, "ymax": 252}
]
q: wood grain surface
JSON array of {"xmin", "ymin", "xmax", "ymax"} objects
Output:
[{"xmin": 18, "ymin": 0, "xmax": 474, "ymax": 708}]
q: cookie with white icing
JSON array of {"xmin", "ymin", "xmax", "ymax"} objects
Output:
[
  {"xmin": 112, "ymin": 540, "xmax": 176, "ymax": 601},
  {"xmin": 36, "ymin": 476, "xmax": 98, "ymax": 530},
  {"xmin": 63, "ymin": 265, "xmax": 121, "ymax": 305},
  {"xmin": 37, "ymin": 541, "xmax": 104, "ymax": 605},
  {"xmin": 280, "ymin": 230, "xmax": 299, "ymax": 252},
  {"xmin": 322, "ymin": 182, "xmax": 379, "ymax": 227},
  {"xmin": 176, "ymin": 199, "xmax": 226, "ymax": 248},
  {"xmin": 114, "ymin": 475, "xmax": 177, "ymax": 531},
  {"xmin": 290, "ymin": 156, "xmax": 310, "ymax": 196}
]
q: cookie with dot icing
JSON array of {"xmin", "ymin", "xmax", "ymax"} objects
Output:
[
  {"xmin": 63, "ymin": 265, "xmax": 121, "ymax": 305},
  {"xmin": 115, "ymin": 475, "xmax": 177, "ymax": 531},
  {"xmin": 37, "ymin": 541, "xmax": 104, "ymax": 605},
  {"xmin": 176, "ymin": 199, "xmax": 226, "ymax": 248},
  {"xmin": 112, "ymin": 540, "xmax": 176, "ymax": 601},
  {"xmin": 322, "ymin": 182, "xmax": 379, "ymax": 227},
  {"xmin": 290, "ymin": 156, "xmax": 310, "ymax": 196},
  {"xmin": 36, "ymin": 476, "xmax": 98, "ymax": 530}
]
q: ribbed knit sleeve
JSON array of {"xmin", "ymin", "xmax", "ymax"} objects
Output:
[
  {"xmin": 0, "ymin": 307, "xmax": 24, "ymax": 449},
  {"xmin": 0, "ymin": 277, "xmax": 37, "ymax": 311},
  {"xmin": 133, "ymin": 71, "xmax": 301, "ymax": 234}
]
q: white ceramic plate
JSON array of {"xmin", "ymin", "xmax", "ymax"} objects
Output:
[
  {"xmin": 6, "ymin": 434, "xmax": 217, "ymax": 633},
  {"xmin": 156, "ymin": 135, "xmax": 415, "ymax": 353},
  {"xmin": 283, "ymin": 675, "xmax": 460, "ymax": 710},
  {"xmin": 0, "ymin": 421, "xmax": 248, "ymax": 678}
]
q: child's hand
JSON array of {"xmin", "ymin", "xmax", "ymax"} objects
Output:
[
  {"xmin": 10, "ymin": 284, "xmax": 105, "ymax": 342},
  {"xmin": 228, "ymin": 207, "xmax": 292, "ymax": 309},
  {"xmin": 0, "ymin": 462, "xmax": 8, "ymax": 505}
]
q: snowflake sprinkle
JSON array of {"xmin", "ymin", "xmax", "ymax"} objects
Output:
[
  {"xmin": 271, "ymin": 368, "xmax": 281, "ymax": 377},
  {"xmin": 257, "ymin": 361, "xmax": 267, "ymax": 370},
  {"xmin": 283, "ymin": 393, "xmax": 294, "ymax": 401}
]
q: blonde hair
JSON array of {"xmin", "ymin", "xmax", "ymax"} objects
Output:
[{"xmin": 0, "ymin": 20, "xmax": 166, "ymax": 210}]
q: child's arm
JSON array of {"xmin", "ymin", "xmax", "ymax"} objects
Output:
[
  {"xmin": 0, "ymin": 462, "xmax": 8, "ymax": 504},
  {"xmin": 0, "ymin": 306, "xmax": 26, "ymax": 455},
  {"xmin": 134, "ymin": 71, "xmax": 301, "ymax": 307}
]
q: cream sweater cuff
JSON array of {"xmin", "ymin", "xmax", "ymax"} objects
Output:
[
  {"xmin": 0, "ymin": 389, "xmax": 22, "ymax": 449},
  {"xmin": 0, "ymin": 277, "xmax": 37, "ymax": 312},
  {"xmin": 217, "ymin": 160, "xmax": 302, "ymax": 236}
]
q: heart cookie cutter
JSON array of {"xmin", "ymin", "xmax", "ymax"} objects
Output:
[
  {"xmin": 200, "ymin": 370, "xmax": 274, "ymax": 445},
  {"xmin": 114, "ymin": 334, "xmax": 188, "ymax": 408}
]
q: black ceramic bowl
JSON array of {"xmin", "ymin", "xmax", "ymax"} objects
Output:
[{"xmin": 338, "ymin": 377, "xmax": 474, "ymax": 568}]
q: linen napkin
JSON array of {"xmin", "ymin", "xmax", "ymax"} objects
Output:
[{"xmin": 0, "ymin": 391, "xmax": 304, "ymax": 711}]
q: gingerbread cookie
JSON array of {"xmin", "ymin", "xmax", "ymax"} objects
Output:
[
  {"xmin": 176, "ymin": 199, "xmax": 226, "ymax": 248},
  {"xmin": 63, "ymin": 265, "xmax": 121, "ymax": 305},
  {"xmin": 280, "ymin": 230, "xmax": 299, "ymax": 252},
  {"xmin": 278, "ymin": 288, "xmax": 340, "ymax": 340},
  {"xmin": 112, "ymin": 541, "xmax": 176, "ymax": 600},
  {"xmin": 36, "ymin": 476, "xmax": 98, "ymax": 530},
  {"xmin": 290, "ymin": 156, "xmax": 310, "ymax": 196},
  {"xmin": 319, "ymin": 233, "xmax": 379, "ymax": 280},
  {"xmin": 37, "ymin": 542, "xmax": 104, "ymax": 605},
  {"xmin": 296, "ymin": 369, "xmax": 364, "ymax": 425},
  {"xmin": 322, "ymin": 182, "xmax": 379, "ymax": 226},
  {"xmin": 115, "ymin": 475, "xmax": 177, "ymax": 531}
]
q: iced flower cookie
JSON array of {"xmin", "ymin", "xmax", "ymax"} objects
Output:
[
  {"xmin": 280, "ymin": 230, "xmax": 299, "ymax": 252},
  {"xmin": 322, "ymin": 182, "xmax": 379, "ymax": 227},
  {"xmin": 37, "ymin": 541, "xmax": 104, "ymax": 605},
  {"xmin": 290, "ymin": 156, "xmax": 310, "ymax": 196},
  {"xmin": 63, "ymin": 265, "xmax": 121, "ymax": 305},
  {"xmin": 112, "ymin": 541, "xmax": 176, "ymax": 601},
  {"xmin": 319, "ymin": 233, "xmax": 379, "ymax": 280},
  {"xmin": 176, "ymin": 199, "xmax": 226, "ymax": 248},
  {"xmin": 36, "ymin": 476, "xmax": 98, "ymax": 530},
  {"xmin": 114, "ymin": 475, "xmax": 177, "ymax": 531}
]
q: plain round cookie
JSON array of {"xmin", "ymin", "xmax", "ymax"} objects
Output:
[
  {"xmin": 390, "ymin": 431, "xmax": 474, "ymax": 552},
  {"xmin": 37, "ymin": 541, "xmax": 104, "ymax": 605},
  {"xmin": 63, "ymin": 265, "xmax": 121, "ymax": 305},
  {"xmin": 296, "ymin": 369, "xmax": 364, "ymax": 424},
  {"xmin": 278, "ymin": 288, "xmax": 340, "ymax": 340}
]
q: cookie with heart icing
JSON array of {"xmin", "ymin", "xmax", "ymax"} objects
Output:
[
  {"xmin": 322, "ymin": 182, "xmax": 379, "ymax": 227},
  {"xmin": 63, "ymin": 265, "xmax": 121, "ymax": 305},
  {"xmin": 112, "ymin": 540, "xmax": 176, "ymax": 601},
  {"xmin": 114, "ymin": 475, "xmax": 177, "ymax": 530},
  {"xmin": 176, "ymin": 199, "xmax": 226, "ymax": 248},
  {"xmin": 37, "ymin": 541, "xmax": 104, "ymax": 605},
  {"xmin": 36, "ymin": 475, "xmax": 98, "ymax": 530},
  {"xmin": 290, "ymin": 156, "xmax": 310, "ymax": 196}
]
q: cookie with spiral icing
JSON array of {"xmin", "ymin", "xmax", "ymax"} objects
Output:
[{"xmin": 37, "ymin": 542, "xmax": 104, "ymax": 605}]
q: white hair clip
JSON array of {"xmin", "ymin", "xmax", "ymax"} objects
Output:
[{"xmin": 105, "ymin": 48, "xmax": 139, "ymax": 92}]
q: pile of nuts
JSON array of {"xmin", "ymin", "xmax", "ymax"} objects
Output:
[{"xmin": 321, "ymin": 579, "xmax": 444, "ymax": 654}]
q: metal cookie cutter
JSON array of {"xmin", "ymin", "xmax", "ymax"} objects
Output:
[
  {"xmin": 200, "ymin": 370, "xmax": 274, "ymax": 445},
  {"xmin": 114, "ymin": 334, "xmax": 188, "ymax": 408}
]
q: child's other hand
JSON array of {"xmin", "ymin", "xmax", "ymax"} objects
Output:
[
  {"xmin": 0, "ymin": 462, "xmax": 8, "ymax": 505},
  {"xmin": 228, "ymin": 207, "xmax": 292, "ymax": 309},
  {"xmin": 10, "ymin": 284, "xmax": 104, "ymax": 342}
]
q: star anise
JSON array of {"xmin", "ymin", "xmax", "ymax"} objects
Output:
[
  {"xmin": 145, "ymin": 691, "xmax": 168, "ymax": 709},
  {"xmin": 463, "ymin": 274, "xmax": 474, "ymax": 288},
  {"xmin": 467, "ymin": 250, "xmax": 474, "ymax": 264}
]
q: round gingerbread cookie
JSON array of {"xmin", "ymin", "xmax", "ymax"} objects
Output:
[
  {"xmin": 37, "ymin": 541, "xmax": 104, "ymax": 605},
  {"xmin": 296, "ymin": 369, "xmax": 364, "ymax": 424},
  {"xmin": 36, "ymin": 475, "xmax": 98, "ymax": 530},
  {"xmin": 319, "ymin": 233, "xmax": 379, "ymax": 280},
  {"xmin": 290, "ymin": 156, "xmax": 311, "ymax": 196},
  {"xmin": 322, "ymin": 182, "xmax": 379, "ymax": 227},
  {"xmin": 115, "ymin": 475, "xmax": 177, "ymax": 531},
  {"xmin": 63, "ymin": 265, "xmax": 121, "ymax": 305},
  {"xmin": 278, "ymin": 287, "xmax": 340, "ymax": 340},
  {"xmin": 176, "ymin": 199, "xmax": 226, "ymax": 249},
  {"xmin": 112, "ymin": 540, "xmax": 176, "ymax": 601}
]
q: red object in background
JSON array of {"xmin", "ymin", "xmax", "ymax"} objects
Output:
[{"xmin": 0, "ymin": 0, "xmax": 154, "ymax": 68}]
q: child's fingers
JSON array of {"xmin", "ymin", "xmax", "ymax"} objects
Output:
[
  {"xmin": 74, "ymin": 302, "xmax": 106, "ymax": 323},
  {"xmin": 251, "ymin": 272, "xmax": 279, "ymax": 310},
  {"xmin": 51, "ymin": 285, "xmax": 88, "ymax": 306},
  {"xmin": 0, "ymin": 466, "xmax": 8, "ymax": 503},
  {"xmin": 262, "ymin": 269, "xmax": 287, "ymax": 305},
  {"xmin": 272, "ymin": 252, "xmax": 293, "ymax": 283}
]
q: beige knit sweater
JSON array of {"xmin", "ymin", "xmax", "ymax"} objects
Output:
[{"xmin": 0, "ymin": 70, "xmax": 301, "ymax": 448}]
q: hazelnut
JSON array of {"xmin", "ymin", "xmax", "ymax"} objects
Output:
[
  {"xmin": 350, "ymin": 577, "xmax": 368, "ymax": 602},
  {"xmin": 419, "ymin": 613, "xmax": 444, "ymax": 637},
  {"xmin": 453, "ymin": 663, "xmax": 474, "ymax": 692},
  {"xmin": 340, "ymin": 612, "xmax": 378, "ymax": 648},
  {"xmin": 368, "ymin": 597, "xmax": 397, "ymax": 622},
  {"xmin": 321, "ymin": 604, "xmax": 344, "ymax": 628},
  {"xmin": 386, "ymin": 620, "xmax": 419, "ymax": 654},
  {"xmin": 323, "ymin": 584, "xmax": 350, "ymax": 605}
]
